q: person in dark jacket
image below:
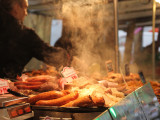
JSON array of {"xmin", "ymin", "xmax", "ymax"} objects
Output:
[{"xmin": 0, "ymin": 0, "xmax": 69, "ymax": 79}]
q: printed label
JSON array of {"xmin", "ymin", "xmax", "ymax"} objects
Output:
[
  {"xmin": 60, "ymin": 67, "xmax": 78, "ymax": 89},
  {"xmin": 61, "ymin": 67, "xmax": 78, "ymax": 82},
  {"xmin": 0, "ymin": 79, "xmax": 9, "ymax": 94},
  {"xmin": 61, "ymin": 67, "xmax": 77, "ymax": 78}
]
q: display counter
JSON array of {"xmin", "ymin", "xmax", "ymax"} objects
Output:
[{"xmin": 94, "ymin": 83, "xmax": 160, "ymax": 120}]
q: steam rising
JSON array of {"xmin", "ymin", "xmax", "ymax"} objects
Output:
[{"xmin": 54, "ymin": 0, "xmax": 116, "ymax": 74}]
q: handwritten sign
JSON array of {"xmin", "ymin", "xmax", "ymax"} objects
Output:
[
  {"xmin": 0, "ymin": 79, "xmax": 9, "ymax": 94},
  {"xmin": 61, "ymin": 67, "xmax": 78, "ymax": 82},
  {"xmin": 60, "ymin": 67, "xmax": 78, "ymax": 89}
]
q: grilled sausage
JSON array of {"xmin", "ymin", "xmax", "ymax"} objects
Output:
[
  {"xmin": 26, "ymin": 75, "xmax": 56, "ymax": 82},
  {"xmin": 61, "ymin": 95, "xmax": 93, "ymax": 107},
  {"xmin": 14, "ymin": 81, "xmax": 42, "ymax": 86},
  {"xmin": 28, "ymin": 90, "xmax": 69, "ymax": 105},
  {"xmin": 35, "ymin": 91, "xmax": 78, "ymax": 106},
  {"xmin": 16, "ymin": 85, "xmax": 41, "ymax": 90},
  {"xmin": 91, "ymin": 95, "xmax": 105, "ymax": 107}
]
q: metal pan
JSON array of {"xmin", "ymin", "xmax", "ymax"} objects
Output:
[{"xmin": 31, "ymin": 105, "xmax": 108, "ymax": 113}]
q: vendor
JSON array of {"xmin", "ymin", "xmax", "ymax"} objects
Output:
[{"xmin": 0, "ymin": 0, "xmax": 69, "ymax": 79}]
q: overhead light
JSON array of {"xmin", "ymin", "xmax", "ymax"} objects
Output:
[{"xmin": 156, "ymin": 0, "xmax": 160, "ymax": 3}]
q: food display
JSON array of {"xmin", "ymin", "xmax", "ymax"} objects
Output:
[
  {"xmin": 35, "ymin": 91, "xmax": 78, "ymax": 106},
  {"xmin": 28, "ymin": 90, "xmax": 69, "ymax": 105},
  {"xmin": 6, "ymin": 59, "xmax": 160, "ymax": 112},
  {"xmin": 8, "ymin": 60, "xmax": 150, "ymax": 109}
]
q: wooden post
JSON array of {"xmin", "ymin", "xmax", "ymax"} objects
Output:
[
  {"xmin": 152, "ymin": 0, "xmax": 156, "ymax": 80},
  {"xmin": 124, "ymin": 22, "xmax": 135, "ymax": 64}
]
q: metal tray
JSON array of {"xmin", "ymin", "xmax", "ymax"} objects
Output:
[
  {"xmin": 31, "ymin": 105, "xmax": 108, "ymax": 113},
  {"xmin": 0, "ymin": 94, "xmax": 28, "ymax": 107}
]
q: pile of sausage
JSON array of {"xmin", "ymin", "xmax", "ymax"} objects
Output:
[
  {"xmin": 14, "ymin": 75, "xmax": 60, "ymax": 92},
  {"xmin": 28, "ymin": 90, "xmax": 105, "ymax": 107}
]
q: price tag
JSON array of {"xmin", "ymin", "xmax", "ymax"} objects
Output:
[
  {"xmin": 0, "ymin": 79, "xmax": 9, "ymax": 94},
  {"xmin": 60, "ymin": 67, "xmax": 78, "ymax": 89},
  {"xmin": 125, "ymin": 64, "xmax": 130, "ymax": 76},
  {"xmin": 138, "ymin": 71, "xmax": 146, "ymax": 84},
  {"xmin": 105, "ymin": 60, "xmax": 114, "ymax": 73},
  {"xmin": 44, "ymin": 117, "xmax": 52, "ymax": 120},
  {"xmin": 61, "ymin": 67, "xmax": 78, "ymax": 81}
]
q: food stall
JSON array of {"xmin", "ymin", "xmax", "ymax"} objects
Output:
[
  {"xmin": 6, "ymin": 65, "xmax": 145, "ymax": 120},
  {"xmin": 1, "ymin": 0, "xmax": 160, "ymax": 120}
]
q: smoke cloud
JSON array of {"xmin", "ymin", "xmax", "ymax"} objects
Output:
[{"xmin": 54, "ymin": 0, "xmax": 116, "ymax": 74}]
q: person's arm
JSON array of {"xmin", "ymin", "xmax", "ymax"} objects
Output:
[{"xmin": 24, "ymin": 29, "xmax": 69, "ymax": 69}]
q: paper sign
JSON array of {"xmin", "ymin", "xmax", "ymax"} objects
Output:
[
  {"xmin": 0, "ymin": 79, "xmax": 9, "ymax": 94},
  {"xmin": 61, "ymin": 67, "xmax": 78, "ymax": 81},
  {"xmin": 60, "ymin": 67, "xmax": 78, "ymax": 89},
  {"xmin": 44, "ymin": 116, "xmax": 52, "ymax": 120},
  {"xmin": 105, "ymin": 60, "xmax": 114, "ymax": 73}
]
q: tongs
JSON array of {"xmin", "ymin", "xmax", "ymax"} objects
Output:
[{"xmin": 7, "ymin": 89, "xmax": 28, "ymax": 97}]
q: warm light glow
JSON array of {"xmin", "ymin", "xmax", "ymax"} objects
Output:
[{"xmin": 156, "ymin": 0, "xmax": 160, "ymax": 3}]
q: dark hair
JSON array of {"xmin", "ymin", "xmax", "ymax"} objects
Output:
[{"xmin": 0, "ymin": 0, "xmax": 25, "ymax": 12}]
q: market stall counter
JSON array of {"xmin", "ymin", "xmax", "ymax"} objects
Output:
[{"xmin": 5, "ymin": 65, "xmax": 159, "ymax": 120}]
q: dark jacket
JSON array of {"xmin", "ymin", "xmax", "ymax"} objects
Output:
[{"xmin": 0, "ymin": 8, "xmax": 68, "ymax": 79}]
